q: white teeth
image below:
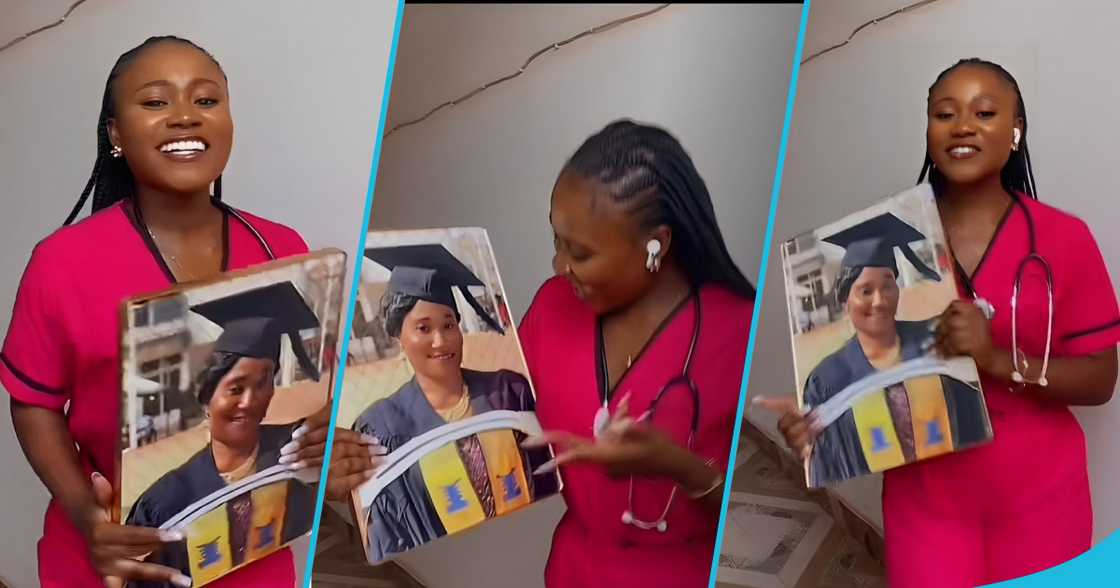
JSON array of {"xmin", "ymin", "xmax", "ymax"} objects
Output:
[
  {"xmin": 950, "ymin": 146, "xmax": 977, "ymax": 156},
  {"xmin": 159, "ymin": 140, "xmax": 207, "ymax": 153}
]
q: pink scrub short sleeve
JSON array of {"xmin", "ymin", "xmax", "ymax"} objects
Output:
[
  {"xmin": 0, "ymin": 241, "xmax": 74, "ymax": 411},
  {"xmin": 1056, "ymin": 219, "xmax": 1120, "ymax": 356}
]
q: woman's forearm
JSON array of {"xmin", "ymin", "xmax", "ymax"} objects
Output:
[
  {"xmin": 10, "ymin": 399, "xmax": 99, "ymax": 529},
  {"xmin": 664, "ymin": 446, "xmax": 725, "ymax": 513},
  {"xmin": 979, "ymin": 347, "xmax": 1118, "ymax": 406}
]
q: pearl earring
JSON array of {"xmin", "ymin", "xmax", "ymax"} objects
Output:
[
  {"xmin": 1012, "ymin": 128, "xmax": 1021, "ymax": 151},
  {"xmin": 645, "ymin": 240, "xmax": 662, "ymax": 273},
  {"xmin": 110, "ymin": 145, "xmax": 123, "ymax": 158}
]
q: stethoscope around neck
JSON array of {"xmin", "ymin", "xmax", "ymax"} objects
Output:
[
  {"xmin": 132, "ymin": 196, "xmax": 277, "ymax": 267},
  {"xmin": 595, "ymin": 292, "xmax": 702, "ymax": 533},
  {"xmin": 955, "ymin": 194, "xmax": 1053, "ymax": 388}
]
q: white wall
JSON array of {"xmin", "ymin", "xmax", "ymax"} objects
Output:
[
  {"xmin": 362, "ymin": 4, "xmax": 800, "ymax": 587},
  {"xmin": 0, "ymin": 2, "xmax": 399, "ymax": 586},
  {"xmin": 745, "ymin": 0, "xmax": 1120, "ymax": 541}
]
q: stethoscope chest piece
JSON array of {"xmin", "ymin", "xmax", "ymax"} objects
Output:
[{"xmin": 621, "ymin": 509, "xmax": 668, "ymax": 532}]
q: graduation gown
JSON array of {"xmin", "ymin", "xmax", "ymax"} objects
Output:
[
  {"xmin": 125, "ymin": 424, "xmax": 316, "ymax": 587},
  {"xmin": 805, "ymin": 320, "xmax": 989, "ymax": 487},
  {"xmin": 352, "ymin": 369, "xmax": 557, "ymax": 562}
]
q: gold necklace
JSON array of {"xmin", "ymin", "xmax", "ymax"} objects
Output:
[{"xmin": 147, "ymin": 228, "xmax": 217, "ymax": 282}]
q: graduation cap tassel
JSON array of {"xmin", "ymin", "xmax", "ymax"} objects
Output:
[
  {"xmin": 899, "ymin": 244, "xmax": 942, "ymax": 282},
  {"xmin": 457, "ymin": 285, "xmax": 506, "ymax": 335}
]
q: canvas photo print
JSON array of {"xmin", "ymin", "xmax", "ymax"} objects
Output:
[
  {"xmin": 780, "ymin": 184, "xmax": 993, "ymax": 488},
  {"xmin": 118, "ymin": 249, "xmax": 347, "ymax": 586},
  {"xmin": 339, "ymin": 228, "xmax": 560, "ymax": 565}
]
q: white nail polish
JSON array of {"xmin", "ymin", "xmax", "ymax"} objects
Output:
[
  {"xmin": 533, "ymin": 460, "xmax": 557, "ymax": 475},
  {"xmin": 278, "ymin": 454, "xmax": 297, "ymax": 464},
  {"xmin": 292, "ymin": 424, "xmax": 309, "ymax": 439},
  {"xmin": 361, "ymin": 433, "xmax": 379, "ymax": 445},
  {"xmin": 369, "ymin": 446, "xmax": 388, "ymax": 456},
  {"xmin": 280, "ymin": 440, "xmax": 299, "ymax": 455},
  {"xmin": 172, "ymin": 573, "xmax": 193, "ymax": 587},
  {"xmin": 159, "ymin": 530, "xmax": 185, "ymax": 542}
]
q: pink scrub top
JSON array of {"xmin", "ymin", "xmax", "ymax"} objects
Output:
[
  {"xmin": 518, "ymin": 275, "xmax": 754, "ymax": 588},
  {"xmin": 1, "ymin": 200, "xmax": 310, "ymax": 587},
  {"xmin": 882, "ymin": 194, "xmax": 1120, "ymax": 586}
]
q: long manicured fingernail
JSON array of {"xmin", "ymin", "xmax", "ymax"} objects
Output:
[
  {"xmin": 292, "ymin": 424, "xmax": 310, "ymax": 439},
  {"xmin": 520, "ymin": 435, "xmax": 548, "ymax": 448},
  {"xmin": 360, "ymin": 434, "xmax": 380, "ymax": 446},
  {"xmin": 278, "ymin": 453, "xmax": 299, "ymax": 464},
  {"xmin": 533, "ymin": 460, "xmax": 557, "ymax": 475},
  {"xmin": 171, "ymin": 573, "xmax": 193, "ymax": 587},
  {"xmin": 280, "ymin": 440, "xmax": 300, "ymax": 456},
  {"xmin": 800, "ymin": 446, "xmax": 811, "ymax": 460},
  {"xmin": 369, "ymin": 445, "xmax": 388, "ymax": 457},
  {"xmin": 159, "ymin": 530, "xmax": 185, "ymax": 542},
  {"xmin": 750, "ymin": 395, "xmax": 765, "ymax": 404},
  {"xmin": 288, "ymin": 461, "xmax": 309, "ymax": 470}
]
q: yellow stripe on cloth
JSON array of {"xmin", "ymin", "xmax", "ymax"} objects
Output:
[
  {"xmin": 186, "ymin": 504, "xmax": 233, "ymax": 585},
  {"xmin": 477, "ymin": 430, "xmax": 531, "ymax": 515},
  {"xmin": 906, "ymin": 375, "xmax": 954, "ymax": 460},
  {"xmin": 419, "ymin": 442, "xmax": 487, "ymax": 533},
  {"xmin": 247, "ymin": 480, "xmax": 289, "ymax": 560},
  {"xmin": 852, "ymin": 391, "xmax": 905, "ymax": 472}
]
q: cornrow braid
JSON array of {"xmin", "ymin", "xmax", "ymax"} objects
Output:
[
  {"xmin": 64, "ymin": 36, "xmax": 227, "ymax": 226},
  {"xmin": 917, "ymin": 58, "xmax": 1038, "ymax": 200},
  {"xmin": 563, "ymin": 120, "xmax": 756, "ymax": 300}
]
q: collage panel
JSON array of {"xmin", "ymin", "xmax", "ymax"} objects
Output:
[
  {"xmin": 0, "ymin": 2, "xmax": 399, "ymax": 587},
  {"xmin": 310, "ymin": 4, "xmax": 802, "ymax": 588},
  {"xmin": 2, "ymin": 2, "xmax": 1119, "ymax": 588},
  {"xmin": 730, "ymin": 1, "xmax": 1120, "ymax": 588}
]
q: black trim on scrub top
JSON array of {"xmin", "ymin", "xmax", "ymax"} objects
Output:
[
  {"xmin": 595, "ymin": 289, "xmax": 697, "ymax": 405},
  {"xmin": 123, "ymin": 197, "xmax": 231, "ymax": 285},
  {"xmin": 0, "ymin": 352, "xmax": 66, "ymax": 395},
  {"xmin": 1063, "ymin": 319, "xmax": 1120, "ymax": 341},
  {"xmin": 953, "ymin": 196, "xmax": 1020, "ymax": 299}
]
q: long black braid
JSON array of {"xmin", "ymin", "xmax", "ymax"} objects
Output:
[
  {"xmin": 64, "ymin": 36, "xmax": 227, "ymax": 226},
  {"xmin": 563, "ymin": 119, "xmax": 756, "ymax": 300},
  {"xmin": 917, "ymin": 58, "xmax": 1038, "ymax": 200}
]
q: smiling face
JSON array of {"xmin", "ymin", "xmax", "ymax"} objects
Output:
[
  {"xmin": 107, "ymin": 40, "xmax": 232, "ymax": 197},
  {"xmin": 398, "ymin": 300, "xmax": 465, "ymax": 380},
  {"xmin": 549, "ymin": 171, "xmax": 665, "ymax": 315},
  {"xmin": 926, "ymin": 64, "xmax": 1023, "ymax": 188},
  {"xmin": 845, "ymin": 267, "xmax": 900, "ymax": 338},
  {"xmin": 207, "ymin": 357, "xmax": 275, "ymax": 450}
]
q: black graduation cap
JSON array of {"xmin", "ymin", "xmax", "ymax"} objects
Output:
[
  {"xmin": 190, "ymin": 281, "xmax": 322, "ymax": 382},
  {"xmin": 822, "ymin": 212, "xmax": 941, "ymax": 282},
  {"xmin": 364, "ymin": 244, "xmax": 506, "ymax": 335}
]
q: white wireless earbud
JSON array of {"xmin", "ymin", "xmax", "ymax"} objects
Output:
[
  {"xmin": 1012, "ymin": 128, "xmax": 1021, "ymax": 151},
  {"xmin": 645, "ymin": 239, "xmax": 662, "ymax": 273}
]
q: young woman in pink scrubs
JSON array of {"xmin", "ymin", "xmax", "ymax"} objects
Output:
[
  {"xmin": 2, "ymin": 36, "xmax": 342, "ymax": 587},
  {"xmin": 323, "ymin": 121, "xmax": 755, "ymax": 585},
  {"xmin": 520, "ymin": 120, "xmax": 756, "ymax": 587},
  {"xmin": 762, "ymin": 59, "xmax": 1119, "ymax": 587}
]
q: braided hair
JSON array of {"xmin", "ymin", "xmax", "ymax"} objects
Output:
[
  {"xmin": 561, "ymin": 120, "xmax": 756, "ymax": 300},
  {"xmin": 917, "ymin": 58, "xmax": 1038, "ymax": 200},
  {"xmin": 64, "ymin": 36, "xmax": 227, "ymax": 226}
]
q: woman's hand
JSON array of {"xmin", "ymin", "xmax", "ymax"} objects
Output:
[
  {"xmin": 279, "ymin": 404, "xmax": 334, "ymax": 470},
  {"xmin": 277, "ymin": 404, "xmax": 386, "ymax": 501},
  {"xmin": 523, "ymin": 394, "xmax": 694, "ymax": 481},
  {"xmin": 324, "ymin": 430, "xmax": 386, "ymax": 502},
  {"xmin": 80, "ymin": 472, "xmax": 191, "ymax": 588},
  {"xmin": 934, "ymin": 300, "xmax": 998, "ymax": 373},
  {"xmin": 752, "ymin": 395, "xmax": 820, "ymax": 461}
]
